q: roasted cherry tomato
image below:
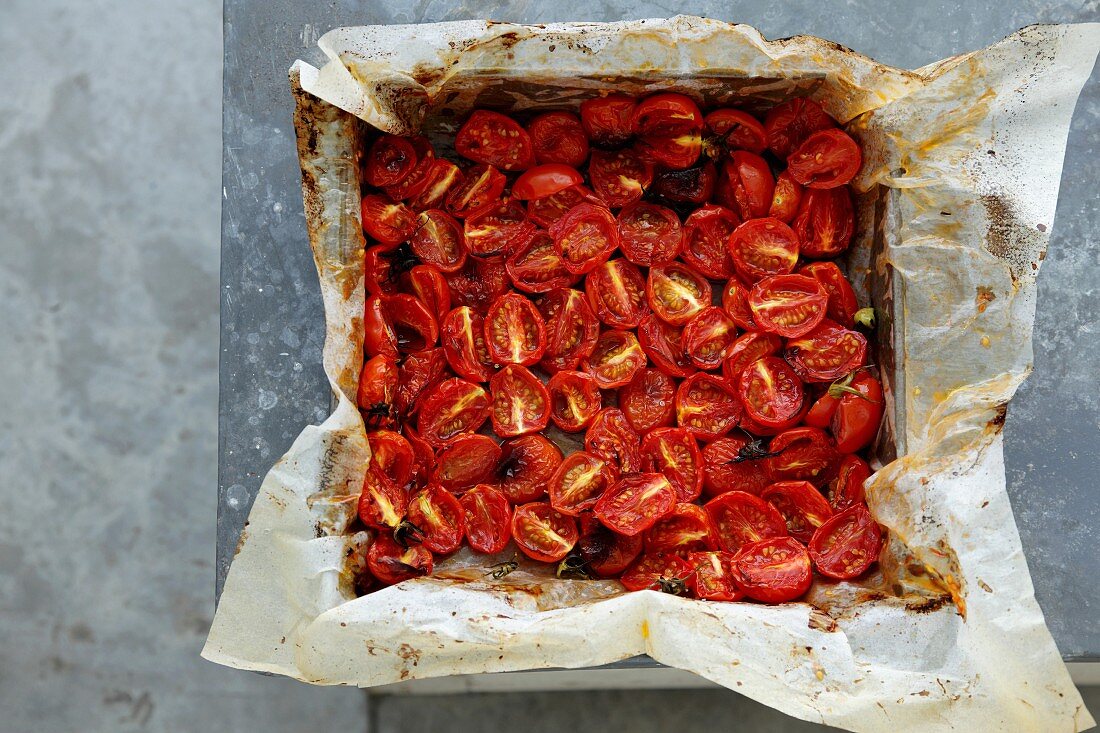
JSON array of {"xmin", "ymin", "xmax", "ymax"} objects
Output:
[
  {"xmin": 681, "ymin": 204, "xmax": 739, "ymax": 279},
  {"xmin": 495, "ymin": 434, "xmax": 562, "ymax": 504},
  {"xmin": 804, "ymin": 390, "xmax": 840, "ymax": 429},
  {"xmin": 460, "ymin": 484, "xmax": 512, "ymax": 554},
  {"xmin": 394, "ymin": 348, "xmax": 448, "ymax": 418},
  {"xmin": 827, "ymin": 454, "xmax": 872, "ymax": 510},
  {"xmin": 766, "ymin": 426, "xmax": 839, "ymax": 486},
  {"xmin": 549, "ymin": 202, "xmax": 620, "ymax": 274},
  {"xmin": 732, "ymin": 536, "xmax": 812, "ymax": 603},
  {"xmin": 646, "ymin": 261, "xmax": 710, "ymax": 326},
  {"xmin": 383, "ymin": 293, "xmax": 439, "ymax": 354},
  {"xmin": 445, "ymin": 254, "xmax": 509, "ymax": 315},
  {"xmin": 769, "ymin": 170, "xmax": 804, "ymax": 224},
  {"xmin": 650, "ymin": 162, "xmax": 716, "ymax": 205},
  {"xmin": 619, "ymin": 368, "xmax": 676, "ymax": 433},
  {"xmin": 406, "ymin": 263, "xmax": 452, "ymax": 324},
  {"xmin": 727, "ymin": 217, "xmax": 800, "ymax": 284},
  {"xmin": 433, "ymin": 434, "xmax": 502, "ymax": 491},
  {"xmin": 582, "ymin": 330, "xmax": 646, "ymax": 389},
  {"xmin": 761, "ymin": 480, "xmax": 834, "ymax": 544},
  {"xmin": 616, "ymin": 202, "xmax": 683, "ymax": 266},
  {"xmin": 620, "ymin": 552, "xmax": 694, "ymax": 592},
  {"xmin": 381, "ymin": 136, "xmax": 436, "ymax": 201},
  {"xmin": 644, "ymin": 502, "xmax": 714, "ymax": 555},
  {"xmin": 416, "ymin": 377, "xmax": 490, "ymax": 447},
  {"xmin": 682, "ymin": 306, "xmax": 738, "ymax": 371},
  {"xmin": 749, "ymin": 273, "xmax": 828, "ymax": 338},
  {"xmin": 490, "ymin": 364, "xmax": 551, "ymax": 438},
  {"xmin": 704, "ymin": 490, "xmax": 788, "ymax": 554},
  {"xmin": 675, "ymin": 374, "xmax": 743, "ymax": 440},
  {"xmin": 784, "ymin": 320, "xmax": 868, "ymax": 382},
  {"xmin": 577, "ymin": 515, "xmax": 644, "ymax": 578},
  {"xmin": 585, "ymin": 407, "xmax": 643, "ymax": 474},
  {"xmin": 464, "ymin": 199, "xmax": 536, "ymax": 257},
  {"xmin": 407, "ymin": 484, "xmax": 466, "ymax": 554},
  {"xmin": 404, "ymin": 426, "xmax": 437, "ymax": 485},
  {"xmin": 831, "ymin": 372, "xmax": 884, "ymax": 453},
  {"xmin": 594, "ymin": 473, "xmax": 677, "ymax": 537},
  {"xmin": 441, "ymin": 306, "xmax": 493, "ymax": 382},
  {"xmin": 642, "ymin": 428, "xmax": 704, "ymax": 502},
  {"xmin": 720, "ymin": 275, "xmax": 758, "ymax": 332},
  {"xmin": 506, "ymin": 231, "xmax": 578, "ymax": 294},
  {"xmin": 445, "ymin": 163, "xmax": 506, "ymax": 219},
  {"xmin": 367, "ymin": 535, "xmax": 433, "ymax": 585},
  {"xmin": 409, "ymin": 159, "xmax": 462, "ymax": 211},
  {"xmin": 368, "ymin": 430, "xmax": 415, "ymax": 488},
  {"xmin": 360, "ymin": 294, "xmax": 407, "ymax": 359},
  {"xmin": 358, "ymin": 353, "xmax": 399, "ymax": 428},
  {"xmin": 455, "ymin": 109, "xmax": 535, "ymax": 171},
  {"xmin": 527, "ymin": 111, "xmax": 590, "ymax": 167},
  {"xmin": 797, "ymin": 261, "xmax": 858, "ymax": 327},
  {"xmin": 588, "ymin": 149, "xmax": 653, "ymax": 208},
  {"xmin": 632, "ymin": 93, "xmax": 703, "ymax": 169},
  {"xmin": 548, "ymin": 451, "xmax": 618, "ymax": 515},
  {"xmin": 484, "ymin": 292, "xmax": 546, "ymax": 366},
  {"xmin": 764, "ymin": 97, "xmax": 835, "ymax": 159},
  {"xmin": 362, "ymin": 194, "xmax": 418, "ymax": 245},
  {"xmin": 512, "ymin": 502, "xmax": 578, "ymax": 562},
  {"xmin": 787, "ymin": 128, "xmax": 861, "ymax": 189},
  {"xmin": 547, "ymin": 370, "xmax": 602, "ymax": 433},
  {"xmin": 704, "ymin": 108, "xmax": 766, "ymax": 154},
  {"xmin": 580, "ymin": 93, "xmax": 637, "ymax": 147},
  {"xmin": 512, "ymin": 163, "xmax": 585, "ymax": 200},
  {"xmin": 637, "ymin": 315, "xmax": 694, "ymax": 378},
  {"xmin": 527, "ymin": 184, "xmax": 603, "ymax": 228},
  {"xmin": 585, "ymin": 258, "xmax": 650, "ymax": 328},
  {"xmin": 537, "ymin": 287, "xmax": 600, "ymax": 373},
  {"xmin": 715, "ymin": 151, "xmax": 775, "ymax": 221},
  {"xmin": 365, "ymin": 134, "xmax": 418, "ymax": 187},
  {"xmin": 358, "ymin": 466, "xmax": 408, "ymax": 530},
  {"xmin": 701, "ymin": 435, "xmax": 773, "ymax": 498},
  {"xmin": 808, "ymin": 504, "xmax": 882, "ymax": 580},
  {"xmin": 792, "ymin": 187, "xmax": 854, "ymax": 258},
  {"xmin": 365, "ymin": 242, "xmax": 416, "ymax": 296},
  {"xmin": 736, "ymin": 356, "xmax": 804, "ymax": 428},
  {"xmin": 688, "ymin": 550, "xmax": 743, "ymax": 601},
  {"xmin": 635, "ymin": 131, "xmax": 702, "ymax": 170}
]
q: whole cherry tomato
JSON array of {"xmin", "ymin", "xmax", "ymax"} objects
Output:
[
  {"xmin": 831, "ymin": 372, "xmax": 884, "ymax": 453},
  {"xmin": 512, "ymin": 164, "xmax": 585, "ymax": 200}
]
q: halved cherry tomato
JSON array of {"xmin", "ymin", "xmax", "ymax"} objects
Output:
[
  {"xmin": 407, "ymin": 484, "xmax": 466, "ymax": 554},
  {"xmin": 548, "ymin": 451, "xmax": 617, "ymax": 515},
  {"xmin": 644, "ymin": 502, "xmax": 714, "ymax": 555},
  {"xmin": 506, "ymin": 231, "xmax": 578, "ymax": 294},
  {"xmin": 739, "ymin": 402, "xmax": 810, "ymax": 436},
  {"xmin": 484, "ymin": 292, "xmax": 546, "ymax": 366},
  {"xmin": 632, "ymin": 94, "xmax": 704, "ymax": 169},
  {"xmin": 381, "ymin": 136, "xmax": 435, "ymax": 201},
  {"xmin": 416, "ymin": 377, "xmax": 490, "ymax": 447},
  {"xmin": 792, "ymin": 187, "xmax": 854, "ymax": 258},
  {"xmin": 585, "ymin": 258, "xmax": 650, "ymax": 328},
  {"xmin": 737, "ymin": 356, "xmax": 804, "ymax": 428},
  {"xmin": 495, "ymin": 434, "xmax": 562, "ymax": 504},
  {"xmin": 358, "ymin": 353, "xmax": 399, "ymax": 428},
  {"xmin": 577, "ymin": 515, "xmax": 644, "ymax": 578},
  {"xmin": 547, "ymin": 370, "xmax": 602, "ymax": 433},
  {"xmin": 394, "ymin": 348, "xmax": 448, "ymax": 418},
  {"xmin": 620, "ymin": 552, "xmax": 694, "ymax": 592},
  {"xmin": 364, "ymin": 296, "xmax": 397, "ymax": 359},
  {"xmin": 784, "ymin": 320, "xmax": 867, "ymax": 382},
  {"xmin": 701, "ymin": 436, "xmax": 772, "ymax": 498},
  {"xmin": 651, "ymin": 162, "xmax": 716, "ymax": 205},
  {"xmin": 582, "ymin": 330, "xmax": 646, "ymax": 389},
  {"xmin": 732, "ymin": 536, "xmax": 812, "ymax": 603},
  {"xmin": 787, "ymin": 128, "xmax": 861, "ymax": 189},
  {"xmin": 675, "ymin": 373, "xmax": 743, "ymax": 440},
  {"xmin": 594, "ymin": 473, "xmax": 677, "ymax": 536},
  {"xmin": 682, "ymin": 306, "xmax": 738, "ymax": 371},
  {"xmin": 716, "ymin": 152, "xmax": 775, "ymax": 221},
  {"xmin": 464, "ymin": 200, "xmax": 536, "ymax": 257},
  {"xmin": 358, "ymin": 466, "xmax": 408, "ymax": 530},
  {"xmin": 720, "ymin": 276, "xmax": 758, "ymax": 331},
  {"xmin": 455, "ymin": 110, "xmax": 535, "ymax": 171},
  {"xmin": 441, "ymin": 306, "xmax": 493, "ymax": 382},
  {"xmin": 704, "ymin": 490, "xmax": 787, "ymax": 554},
  {"xmin": 681, "ymin": 205, "xmax": 739, "ymax": 279},
  {"xmin": 527, "ymin": 111, "xmax": 590, "ymax": 167},
  {"xmin": 404, "ymin": 426, "xmax": 436, "ymax": 485},
  {"xmin": 688, "ymin": 550, "xmax": 743, "ymax": 601},
  {"xmin": 409, "ymin": 159, "xmax": 462, "ymax": 211},
  {"xmin": 580, "ymin": 94, "xmax": 637, "ymax": 147},
  {"xmin": 406, "ymin": 264, "xmax": 451, "ymax": 324},
  {"xmin": 727, "ymin": 217, "xmax": 800, "ymax": 283},
  {"xmin": 764, "ymin": 97, "xmax": 835, "ymax": 159},
  {"xmin": 365, "ymin": 242, "xmax": 417, "ymax": 296},
  {"xmin": 761, "ymin": 480, "xmax": 834, "ymax": 544},
  {"xmin": 489, "ymin": 364, "xmax": 550, "ymax": 437},
  {"xmin": 804, "ymin": 390, "xmax": 840, "ymax": 429},
  {"xmin": 827, "ymin": 454, "xmax": 871, "ymax": 510},
  {"xmin": 585, "ymin": 407, "xmax": 642, "ymax": 474},
  {"xmin": 460, "ymin": 484, "xmax": 512, "ymax": 554},
  {"xmin": 637, "ymin": 315, "xmax": 693, "ymax": 378},
  {"xmin": 766, "ymin": 426, "xmax": 839, "ymax": 486},
  {"xmin": 408, "ymin": 210, "xmax": 465, "ymax": 273},
  {"xmin": 832, "ymin": 372, "xmax": 884, "ymax": 453},
  {"xmin": 798, "ymin": 261, "xmax": 858, "ymax": 327},
  {"xmin": 549, "ymin": 202, "xmax": 620, "ymax": 274},
  {"xmin": 769, "ymin": 170, "xmax": 804, "ymax": 224},
  {"xmin": 512, "ymin": 502, "xmax": 578, "ymax": 562},
  {"xmin": 588, "ymin": 149, "xmax": 653, "ymax": 208},
  {"xmin": 445, "ymin": 254, "xmax": 509, "ymax": 315},
  {"xmin": 619, "ymin": 368, "xmax": 676, "ymax": 433},
  {"xmin": 366, "ymin": 134, "xmax": 418, "ymax": 187},
  {"xmin": 749, "ymin": 273, "xmax": 828, "ymax": 338},
  {"xmin": 445, "ymin": 163, "xmax": 506, "ymax": 219},
  {"xmin": 368, "ymin": 430, "xmax": 415, "ymax": 489},
  {"xmin": 808, "ymin": 504, "xmax": 882, "ymax": 580},
  {"xmin": 362, "ymin": 194, "xmax": 417, "ymax": 245},
  {"xmin": 512, "ymin": 164, "xmax": 584, "ymax": 200},
  {"xmin": 635, "ymin": 131, "xmax": 702, "ymax": 170},
  {"xmin": 616, "ymin": 202, "xmax": 683, "ymax": 266},
  {"xmin": 704, "ymin": 108, "xmax": 766, "ymax": 154},
  {"xmin": 433, "ymin": 434, "xmax": 502, "ymax": 491},
  {"xmin": 367, "ymin": 535, "xmax": 432, "ymax": 585},
  {"xmin": 537, "ymin": 287, "xmax": 599, "ymax": 373},
  {"xmin": 384, "ymin": 293, "xmax": 439, "ymax": 353},
  {"xmin": 646, "ymin": 261, "xmax": 710, "ymax": 326},
  {"xmin": 527, "ymin": 184, "xmax": 603, "ymax": 228},
  {"xmin": 642, "ymin": 428, "xmax": 704, "ymax": 502}
]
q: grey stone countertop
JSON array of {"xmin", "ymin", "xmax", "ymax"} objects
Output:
[{"xmin": 220, "ymin": 1, "xmax": 1099, "ymax": 659}]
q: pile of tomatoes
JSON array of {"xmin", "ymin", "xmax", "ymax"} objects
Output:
[{"xmin": 354, "ymin": 92, "xmax": 886, "ymax": 604}]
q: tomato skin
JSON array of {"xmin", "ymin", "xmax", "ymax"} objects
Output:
[
  {"xmin": 547, "ymin": 370, "xmax": 602, "ymax": 433},
  {"xmin": 749, "ymin": 273, "xmax": 828, "ymax": 338},
  {"xmin": 732, "ymin": 536, "xmax": 812, "ymax": 603},
  {"xmin": 727, "ymin": 217, "xmax": 800, "ymax": 284},
  {"xmin": 394, "ymin": 348, "xmax": 449, "ymax": 419},
  {"xmin": 577, "ymin": 515, "xmax": 644, "ymax": 578},
  {"xmin": 787, "ymin": 128, "xmax": 862, "ymax": 189},
  {"xmin": 619, "ymin": 368, "xmax": 676, "ymax": 434},
  {"xmin": 460, "ymin": 484, "xmax": 512, "ymax": 554},
  {"xmin": 651, "ymin": 162, "xmax": 716, "ymax": 205},
  {"xmin": 766, "ymin": 426, "xmax": 840, "ymax": 486},
  {"xmin": 637, "ymin": 315, "xmax": 694, "ymax": 378},
  {"xmin": 506, "ymin": 231, "xmax": 578, "ymax": 294},
  {"xmin": 682, "ymin": 306, "xmax": 738, "ymax": 371},
  {"xmin": 701, "ymin": 436, "xmax": 772, "ymax": 498},
  {"xmin": 705, "ymin": 108, "xmax": 766, "ymax": 154},
  {"xmin": 367, "ymin": 536, "xmax": 433, "ymax": 585},
  {"xmin": 358, "ymin": 353, "xmax": 399, "ymax": 427},
  {"xmin": 594, "ymin": 473, "xmax": 677, "ymax": 537},
  {"xmin": 445, "ymin": 254, "xmax": 509, "ymax": 315},
  {"xmin": 585, "ymin": 407, "xmax": 643, "ymax": 474},
  {"xmin": 403, "ymin": 426, "xmax": 437, "ymax": 486},
  {"xmin": 720, "ymin": 275, "xmax": 757, "ymax": 332},
  {"xmin": 675, "ymin": 373, "xmax": 743, "ymax": 440},
  {"xmin": 548, "ymin": 451, "xmax": 618, "ymax": 515},
  {"xmin": 621, "ymin": 552, "xmax": 695, "ymax": 591},
  {"xmin": 407, "ymin": 484, "xmax": 466, "ymax": 554},
  {"xmin": 721, "ymin": 331, "xmax": 783, "ymax": 382},
  {"xmin": 784, "ymin": 320, "xmax": 868, "ymax": 382},
  {"xmin": 736, "ymin": 356, "xmax": 804, "ymax": 429},
  {"xmin": 416, "ymin": 377, "xmax": 491, "ymax": 448},
  {"xmin": 368, "ymin": 429, "xmax": 415, "ymax": 488},
  {"xmin": 769, "ymin": 170, "xmax": 804, "ymax": 224},
  {"xmin": 512, "ymin": 164, "xmax": 585, "ymax": 200},
  {"xmin": 827, "ymin": 454, "xmax": 872, "ymax": 510},
  {"xmin": 616, "ymin": 202, "xmax": 683, "ymax": 267},
  {"xmin": 642, "ymin": 427, "xmax": 704, "ymax": 502},
  {"xmin": 489, "ymin": 364, "xmax": 551, "ymax": 438},
  {"xmin": 792, "ymin": 187, "xmax": 854, "ymax": 259},
  {"xmin": 797, "ymin": 261, "xmax": 858, "ymax": 327},
  {"xmin": 364, "ymin": 295, "xmax": 398, "ymax": 359},
  {"xmin": 646, "ymin": 261, "xmax": 710, "ymax": 327},
  {"xmin": 644, "ymin": 502, "xmax": 715, "ymax": 556},
  {"xmin": 688, "ymin": 550, "xmax": 743, "ymax": 601},
  {"xmin": 406, "ymin": 264, "xmax": 452, "ymax": 325},
  {"xmin": 804, "ymin": 391, "xmax": 840, "ymax": 429},
  {"xmin": 580, "ymin": 94, "xmax": 637, "ymax": 147},
  {"xmin": 484, "ymin": 292, "xmax": 546, "ymax": 366},
  {"xmin": 761, "ymin": 480, "xmax": 834, "ymax": 544},
  {"xmin": 681, "ymin": 205, "xmax": 739, "ymax": 279},
  {"xmin": 366, "ymin": 134, "xmax": 418, "ymax": 187},
  {"xmin": 409, "ymin": 159, "xmax": 463, "ymax": 212},
  {"xmin": 527, "ymin": 111, "xmax": 590, "ymax": 167},
  {"xmin": 537, "ymin": 287, "xmax": 599, "ymax": 373},
  {"xmin": 632, "ymin": 93, "xmax": 703, "ymax": 136},
  {"xmin": 455, "ymin": 109, "xmax": 535, "ymax": 171},
  {"xmin": 808, "ymin": 504, "xmax": 882, "ymax": 580},
  {"xmin": 549, "ymin": 202, "xmax": 620, "ymax": 275},
  {"xmin": 764, "ymin": 97, "xmax": 836, "ymax": 159},
  {"xmin": 585, "ymin": 258, "xmax": 650, "ymax": 329},
  {"xmin": 381, "ymin": 293, "xmax": 440, "ymax": 354},
  {"xmin": 445, "ymin": 163, "xmax": 507, "ymax": 219},
  {"xmin": 831, "ymin": 372, "xmax": 884, "ymax": 453},
  {"xmin": 512, "ymin": 502, "xmax": 578, "ymax": 562},
  {"xmin": 433, "ymin": 434, "xmax": 502, "ymax": 491},
  {"xmin": 587, "ymin": 149, "xmax": 653, "ymax": 209},
  {"xmin": 362, "ymin": 194, "xmax": 418, "ymax": 246},
  {"xmin": 495, "ymin": 434, "xmax": 563, "ymax": 504},
  {"xmin": 358, "ymin": 466, "xmax": 409, "ymax": 530},
  {"xmin": 716, "ymin": 151, "xmax": 775, "ymax": 221},
  {"xmin": 581, "ymin": 330, "xmax": 646, "ymax": 389}
]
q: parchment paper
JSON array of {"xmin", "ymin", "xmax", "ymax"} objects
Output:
[{"xmin": 203, "ymin": 17, "xmax": 1099, "ymax": 732}]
